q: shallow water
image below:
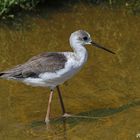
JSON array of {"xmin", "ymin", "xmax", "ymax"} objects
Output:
[{"xmin": 0, "ymin": 2, "xmax": 140, "ymax": 140}]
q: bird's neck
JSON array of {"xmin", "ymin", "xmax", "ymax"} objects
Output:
[{"xmin": 72, "ymin": 44, "xmax": 88, "ymax": 65}]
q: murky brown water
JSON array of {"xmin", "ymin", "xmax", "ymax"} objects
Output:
[{"xmin": 0, "ymin": 2, "xmax": 140, "ymax": 140}]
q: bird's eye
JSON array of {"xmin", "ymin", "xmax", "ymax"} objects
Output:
[{"xmin": 83, "ymin": 36, "xmax": 88, "ymax": 41}]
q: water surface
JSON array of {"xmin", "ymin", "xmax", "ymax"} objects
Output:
[{"xmin": 0, "ymin": 2, "xmax": 140, "ymax": 140}]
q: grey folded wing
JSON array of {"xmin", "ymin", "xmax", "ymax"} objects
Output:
[{"xmin": 0, "ymin": 52, "xmax": 67, "ymax": 79}]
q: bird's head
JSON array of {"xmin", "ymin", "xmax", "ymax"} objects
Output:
[{"xmin": 70, "ymin": 30, "xmax": 115, "ymax": 54}]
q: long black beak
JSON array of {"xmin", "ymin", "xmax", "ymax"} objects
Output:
[{"xmin": 91, "ymin": 41, "xmax": 115, "ymax": 54}]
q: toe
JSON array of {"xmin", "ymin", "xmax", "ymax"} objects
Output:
[
  {"xmin": 63, "ymin": 113, "xmax": 72, "ymax": 118},
  {"xmin": 45, "ymin": 119, "xmax": 50, "ymax": 124}
]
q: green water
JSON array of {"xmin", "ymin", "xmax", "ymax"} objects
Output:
[{"xmin": 0, "ymin": 2, "xmax": 140, "ymax": 140}]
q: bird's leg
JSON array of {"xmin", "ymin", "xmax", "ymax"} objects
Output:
[
  {"xmin": 45, "ymin": 89, "xmax": 54, "ymax": 124},
  {"xmin": 56, "ymin": 86, "xmax": 71, "ymax": 117},
  {"xmin": 56, "ymin": 86, "xmax": 66, "ymax": 114}
]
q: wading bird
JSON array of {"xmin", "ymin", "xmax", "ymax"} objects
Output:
[{"xmin": 0, "ymin": 30, "xmax": 115, "ymax": 123}]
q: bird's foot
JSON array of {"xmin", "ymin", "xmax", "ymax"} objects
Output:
[
  {"xmin": 62, "ymin": 113, "xmax": 72, "ymax": 118},
  {"xmin": 45, "ymin": 118, "xmax": 50, "ymax": 125}
]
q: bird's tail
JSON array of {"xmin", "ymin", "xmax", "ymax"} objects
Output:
[
  {"xmin": 0, "ymin": 73, "xmax": 4, "ymax": 76},
  {"xmin": 0, "ymin": 72, "xmax": 7, "ymax": 78},
  {"xmin": 0, "ymin": 72, "xmax": 16, "ymax": 80}
]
